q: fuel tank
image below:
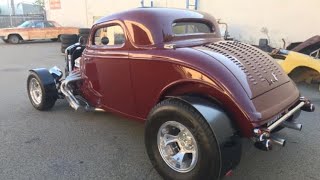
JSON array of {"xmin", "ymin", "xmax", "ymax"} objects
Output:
[{"xmin": 194, "ymin": 41, "xmax": 300, "ymax": 122}]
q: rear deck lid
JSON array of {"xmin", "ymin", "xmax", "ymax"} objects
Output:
[{"xmin": 195, "ymin": 41, "xmax": 291, "ymax": 99}]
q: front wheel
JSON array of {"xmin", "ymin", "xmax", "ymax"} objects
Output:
[
  {"xmin": 145, "ymin": 99, "xmax": 221, "ymax": 180},
  {"xmin": 27, "ymin": 72, "xmax": 57, "ymax": 110},
  {"xmin": 8, "ymin": 35, "xmax": 20, "ymax": 44}
]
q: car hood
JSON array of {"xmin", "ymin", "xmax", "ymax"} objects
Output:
[{"xmin": 194, "ymin": 41, "xmax": 291, "ymax": 99}]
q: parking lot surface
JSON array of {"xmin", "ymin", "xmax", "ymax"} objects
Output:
[{"xmin": 0, "ymin": 41, "xmax": 319, "ymax": 180}]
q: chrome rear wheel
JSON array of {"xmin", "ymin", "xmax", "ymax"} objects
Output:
[{"xmin": 157, "ymin": 121, "xmax": 198, "ymax": 173}]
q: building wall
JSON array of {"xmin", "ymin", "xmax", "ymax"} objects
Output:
[
  {"xmin": 44, "ymin": 0, "xmax": 140, "ymax": 28},
  {"xmin": 199, "ymin": 0, "xmax": 320, "ymax": 47},
  {"xmin": 45, "ymin": 0, "xmax": 320, "ymax": 47},
  {"xmin": 0, "ymin": 2, "xmax": 10, "ymax": 15}
]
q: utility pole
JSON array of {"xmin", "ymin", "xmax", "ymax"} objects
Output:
[{"xmin": 10, "ymin": 0, "xmax": 15, "ymax": 15}]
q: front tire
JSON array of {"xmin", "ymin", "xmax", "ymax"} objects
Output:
[
  {"xmin": 8, "ymin": 35, "xmax": 20, "ymax": 44},
  {"xmin": 27, "ymin": 72, "xmax": 57, "ymax": 110},
  {"xmin": 145, "ymin": 99, "xmax": 221, "ymax": 180}
]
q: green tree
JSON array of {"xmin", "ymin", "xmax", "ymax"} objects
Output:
[{"xmin": 34, "ymin": 0, "xmax": 45, "ymax": 7}]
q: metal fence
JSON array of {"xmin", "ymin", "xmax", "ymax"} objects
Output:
[{"xmin": 0, "ymin": 14, "xmax": 45, "ymax": 28}]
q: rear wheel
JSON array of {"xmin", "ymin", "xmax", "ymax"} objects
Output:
[
  {"xmin": 27, "ymin": 72, "xmax": 57, "ymax": 111},
  {"xmin": 8, "ymin": 35, "xmax": 20, "ymax": 44},
  {"xmin": 145, "ymin": 99, "xmax": 221, "ymax": 180}
]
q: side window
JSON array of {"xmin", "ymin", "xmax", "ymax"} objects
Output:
[
  {"xmin": 34, "ymin": 22, "xmax": 44, "ymax": 28},
  {"xmin": 94, "ymin": 25, "xmax": 125, "ymax": 47},
  {"xmin": 172, "ymin": 21, "xmax": 213, "ymax": 35}
]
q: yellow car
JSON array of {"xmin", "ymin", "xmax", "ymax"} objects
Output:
[{"xmin": 271, "ymin": 49, "xmax": 320, "ymax": 85}]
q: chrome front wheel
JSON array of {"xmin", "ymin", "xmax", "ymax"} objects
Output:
[
  {"xmin": 29, "ymin": 78, "xmax": 43, "ymax": 105},
  {"xmin": 27, "ymin": 72, "xmax": 57, "ymax": 111}
]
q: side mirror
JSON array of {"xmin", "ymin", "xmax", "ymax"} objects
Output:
[{"xmin": 101, "ymin": 37, "xmax": 109, "ymax": 45}]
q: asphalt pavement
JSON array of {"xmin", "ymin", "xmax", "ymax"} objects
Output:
[{"xmin": 0, "ymin": 41, "xmax": 319, "ymax": 180}]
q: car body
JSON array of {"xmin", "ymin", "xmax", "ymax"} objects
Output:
[
  {"xmin": 26, "ymin": 8, "xmax": 314, "ymax": 180},
  {"xmin": 0, "ymin": 20, "xmax": 78, "ymax": 44},
  {"xmin": 272, "ymin": 49, "xmax": 320, "ymax": 83},
  {"xmin": 289, "ymin": 35, "xmax": 320, "ymax": 56}
]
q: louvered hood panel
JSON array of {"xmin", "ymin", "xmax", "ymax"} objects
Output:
[{"xmin": 194, "ymin": 41, "xmax": 290, "ymax": 99}]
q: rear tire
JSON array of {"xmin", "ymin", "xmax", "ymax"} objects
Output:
[
  {"xmin": 8, "ymin": 35, "xmax": 20, "ymax": 44},
  {"xmin": 60, "ymin": 34, "xmax": 78, "ymax": 44},
  {"xmin": 79, "ymin": 28, "xmax": 91, "ymax": 34},
  {"xmin": 27, "ymin": 72, "xmax": 57, "ymax": 111},
  {"xmin": 145, "ymin": 99, "xmax": 221, "ymax": 180}
]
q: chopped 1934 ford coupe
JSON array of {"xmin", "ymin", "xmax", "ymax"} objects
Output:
[{"xmin": 27, "ymin": 8, "xmax": 315, "ymax": 180}]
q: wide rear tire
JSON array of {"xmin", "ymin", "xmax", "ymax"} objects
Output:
[
  {"xmin": 145, "ymin": 99, "xmax": 221, "ymax": 180},
  {"xmin": 27, "ymin": 72, "xmax": 57, "ymax": 111}
]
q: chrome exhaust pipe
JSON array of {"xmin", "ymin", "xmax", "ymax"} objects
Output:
[
  {"xmin": 254, "ymin": 139, "xmax": 272, "ymax": 151},
  {"xmin": 270, "ymin": 136, "xmax": 286, "ymax": 147},
  {"xmin": 281, "ymin": 121, "xmax": 302, "ymax": 131},
  {"xmin": 60, "ymin": 71, "xmax": 82, "ymax": 110},
  {"xmin": 60, "ymin": 71, "xmax": 106, "ymax": 112}
]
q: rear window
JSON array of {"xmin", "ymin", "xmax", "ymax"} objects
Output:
[{"xmin": 172, "ymin": 21, "xmax": 213, "ymax": 35}]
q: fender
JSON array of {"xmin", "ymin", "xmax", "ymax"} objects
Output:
[
  {"xmin": 29, "ymin": 68, "xmax": 58, "ymax": 98},
  {"xmin": 173, "ymin": 96, "xmax": 242, "ymax": 176},
  {"xmin": 160, "ymin": 81, "xmax": 254, "ymax": 137}
]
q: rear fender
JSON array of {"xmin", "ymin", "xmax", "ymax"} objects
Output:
[
  {"xmin": 159, "ymin": 81, "xmax": 254, "ymax": 137},
  {"xmin": 29, "ymin": 68, "xmax": 59, "ymax": 98},
  {"xmin": 172, "ymin": 96, "xmax": 242, "ymax": 176}
]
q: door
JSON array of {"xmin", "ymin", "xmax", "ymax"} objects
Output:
[
  {"xmin": 28, "ymin": 21, "xmax": 46, "ymax": 40},
  {"xmin": 82, "ymin": 23, "xmax": 136, "ymax": 116},
  {"xmin": 44, "ymin": 21, "xmax": 59, "ymax": 39}
]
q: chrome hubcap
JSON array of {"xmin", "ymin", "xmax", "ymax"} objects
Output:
[
  {"xmin": 157, "ymin": 121, "xmax": 198, "ymax": 173},
  {"xmin": 29, "ymin": 78, "xmax": 42, "ymax": 105}
]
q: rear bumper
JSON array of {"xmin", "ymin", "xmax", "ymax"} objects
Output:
[
  {"xmin": 264, "ymin": 97, "xmax": 314, "ymax": 132},
  {"xmin": 252, "ymin": 97, "xmax": 314, "ymax": 151}
]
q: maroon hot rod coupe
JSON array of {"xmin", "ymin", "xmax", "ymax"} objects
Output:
[{"xmin": 27, "ymin": 8, "xmax": 314, "ymax": 180}]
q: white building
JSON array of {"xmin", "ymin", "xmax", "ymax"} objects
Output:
[{"xmin": 44, "ymin": 0, "xmax": 320, "ymax": 47}]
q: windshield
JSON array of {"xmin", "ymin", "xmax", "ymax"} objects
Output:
[
  {"xmin": 18, "ymin": 21, "xmax": 33, "ymax": 28},
  {"xmin": 172, "ymin": 21, "xmax": 213, "ymax": 35},
  {"xmin": 51, "ymin": 21, "xmax": 61, "ymax": 27}
]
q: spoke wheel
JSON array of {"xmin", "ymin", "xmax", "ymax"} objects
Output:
[{"xmin": 157, "ymin": 121, "xmax": 198, "ymax": 173}]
